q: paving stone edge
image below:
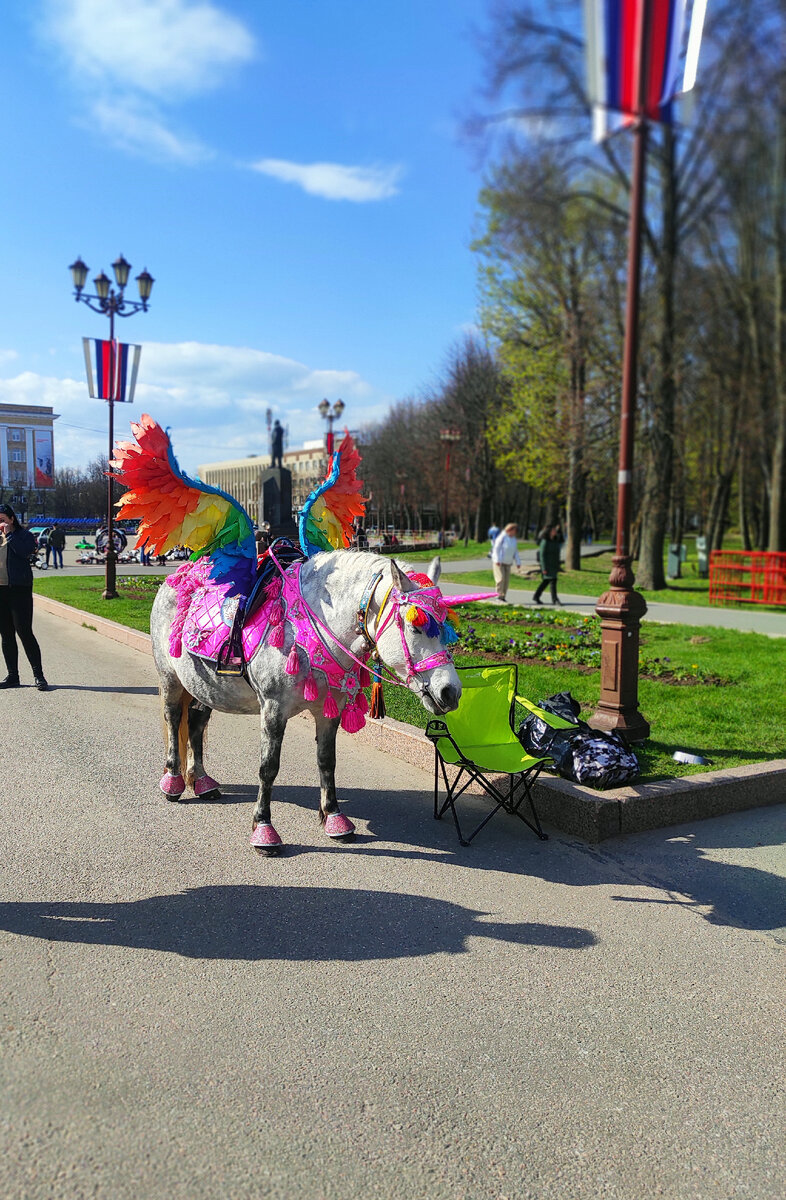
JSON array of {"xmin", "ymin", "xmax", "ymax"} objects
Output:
[{"xmin": 35, "ymin": 593, "xmax": 786, "ymax": 842}]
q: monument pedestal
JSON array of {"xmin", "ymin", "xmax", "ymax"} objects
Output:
[{"xmin": 261, "ymin": 468, "xmax": 298, "ymax": 540}]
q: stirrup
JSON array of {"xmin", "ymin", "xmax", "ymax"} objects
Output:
[{"xmin": 216, "ymin": 640, "xmax": 245, "ymax": 675}]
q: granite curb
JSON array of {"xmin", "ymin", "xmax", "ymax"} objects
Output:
[{"xmin": 34, "ymin": 593, "xmax": 786, "ymax": 843}]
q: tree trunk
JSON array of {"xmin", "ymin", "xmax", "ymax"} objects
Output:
[{"xmin": 637, "ymin": 129, "xmax": 678, "ymax": 591}]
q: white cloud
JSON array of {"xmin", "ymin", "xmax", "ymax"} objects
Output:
[
  {"xmin": 0, "ymin": 342, "xmax": 391, "ymax": 475},
  {"xmin": 40, "ymin": 0, "xmax": 255, "ymax": 164},
  {"xmin": 91, "ymin": 98, "xmax": 211, "ymax": 163},
  {"xmin": 0, "ymin": 350, "xmax": 19, "ymax": 365},
  {"xmin": 42, "ymin": 0, "xmax": 256, "ymax": 100},
  {"xmin": 250, "ymin": 159, "xmax": 403, "ymax": 202}
]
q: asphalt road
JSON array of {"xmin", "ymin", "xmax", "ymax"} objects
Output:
[{"xmin": 2, "ymin": 610, "xmax": 785, "ymax": 1200}]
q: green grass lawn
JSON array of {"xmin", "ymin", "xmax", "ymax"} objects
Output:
[
  {"xmin": 34, "ymin": 573, "xmax": 167, "ymax": 634},
  {"xmin": 34, "ymin": 576, "xmax": 786, "ymax": 784}
]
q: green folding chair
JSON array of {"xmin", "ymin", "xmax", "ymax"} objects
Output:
[{"xmin": 425, "ymin": 663, "xmax": 572, "ymax": 847}]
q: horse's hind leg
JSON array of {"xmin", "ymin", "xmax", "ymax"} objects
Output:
[
  {"xmin": 315, "ymin": 712, "xmax": 355, "ymax": 842},
  {"xmin": 186, "ymin": 700, "xmax": 221, "ymax": 800},
  {"xmin": 250, "ymin": 699, "xmax": 287, "ymax": 856},
  {"xmin": 159, "ymin": 680, "xmax": 189, "ymax": 802}
]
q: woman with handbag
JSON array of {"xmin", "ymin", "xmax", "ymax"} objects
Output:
[{"xmin": 0, "ymin": 504, "xmax": 48, "ymax": 690}]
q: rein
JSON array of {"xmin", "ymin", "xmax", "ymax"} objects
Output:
[{"xmin": 266, "ymin": 546, "xmax": 452, "ymax": 698}]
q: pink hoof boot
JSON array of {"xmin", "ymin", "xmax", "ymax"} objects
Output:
[
  {"xmin": 160, "ymin": 771, "xmax": 186, "ymax": 800},
  {"xmin": 250, "ymin": 823, "xmax": 283, "ymax": 855},
  {"xmin": 194, "ymin": 774, "xmax": 221, "ymax": 798},
  {"xmin": 324, "ymin": 812, "xmax": 356, "ymax": 839}
]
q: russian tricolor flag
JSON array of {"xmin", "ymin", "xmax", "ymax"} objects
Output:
[
  {"xmin": 82, "ymin": 338, "xmax": 142, "ymax": 403},
  {"xmin": 584, "ymin": 0, "xmax": 707, "ymax": 141}
]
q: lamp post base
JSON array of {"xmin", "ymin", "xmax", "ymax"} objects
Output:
[{"xmin": 589, "ymin": 559, "xmax": 650, "ymax": 742}]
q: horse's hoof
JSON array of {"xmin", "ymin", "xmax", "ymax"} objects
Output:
[
  {"xmin": 324, "ymin": 812, "xmax": 355, "ymax": 840},
  {"xmin": 193, "ymin": 774, "xmax": 221, "ymax": 800},
  {"xmin": 251, "ymin": 822, "xmax": 283, "ymax": 855},
  {"xmin": 160, "ymin": 772, "xmax": 186, "ymax": 800}
]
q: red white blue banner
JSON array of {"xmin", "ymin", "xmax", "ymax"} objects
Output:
[
  {"xmin": 82, "ymin": 338, "xmax": 142, "ymax": 403},
  {"xmin": 584, "ymin": 0, "xmax": 707, "ymax": 140}
]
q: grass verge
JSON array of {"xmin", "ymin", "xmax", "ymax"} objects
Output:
[{"xmin": 33, "ymin": 578, "xmax": 786, "ymax": 784}]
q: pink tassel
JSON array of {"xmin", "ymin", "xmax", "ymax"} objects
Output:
[
  {"xmin": 359, "ymin": 666, "xmax": 371, "ymax": 688},
  {"xmin": 269, "ymin": 601, "xmax": 284, "ymax": 625},
  {"xmin": 341, "ymin": 703, "xmax": 366, "ymax": 734},
  {"xmin": 268, "ymin": 623, "xmax": 285, "ymax": 649},
  {"xmin": 303, "ymin": 673, "xmax": 319, "ymax": 701},
  {"xmin": 285, "ymin": 646, "xmax": 300, "ymax": 675},
  {"xmin": 355, "ymin": 690, "xmax": 369, "ymax": 715},
  {"xmin": 323, "ymin": 692, "xmax": 339, "ymax": 719}
]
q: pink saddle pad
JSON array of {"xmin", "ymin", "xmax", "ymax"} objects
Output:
[{"xmin": 181, "ymin": 585, "xmax": 276, "ymax": 664}]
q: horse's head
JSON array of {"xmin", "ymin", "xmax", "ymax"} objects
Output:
[{"xmin": 373, "ymin": 557, "xmax": 462, "ymax": 716}]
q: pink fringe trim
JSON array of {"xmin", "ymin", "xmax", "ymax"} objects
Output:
[
  {"xmin": 323, "ymin": 692, "xmax": 339, "ymax": 719},
  {"xmin": 303, "ymin": 673, "xmax": 319, "ymax": 701},
  {"xmin": 355, "ymin": 691, "xmax": 369, "ymax": 716},
  {"xmin": 268, "ymin": 622, "xmax": 285, "ymax": 649},
  {"xmin": 285, "ymin": 645, "xmax": 300, "ymax": 675}
]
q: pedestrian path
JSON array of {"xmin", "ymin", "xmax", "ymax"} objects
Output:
[{"xmin": 439, "ymin": 555, "xmax": 786, "ymax": 636}]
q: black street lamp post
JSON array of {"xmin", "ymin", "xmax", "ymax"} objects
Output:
[
  {"xmin": 69, "ymin": 255, "xmax": 154, "ymax": 599},
  {"xmin": 318, "ymin": 397, "xmax": 345, "ymax": 457}
]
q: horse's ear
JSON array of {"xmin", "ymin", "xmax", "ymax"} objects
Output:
[
  {"xmin": 389, "ymin": 558, "xmax": 416, "ymax": 593},
  {"xmin": 426, "ymin": 556, "xmax": 441, "ymax": 584}
]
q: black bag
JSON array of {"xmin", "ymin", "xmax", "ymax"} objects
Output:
[{"xmin": 518, "ymin": 692, "xmax": 639, "ymax": 789}]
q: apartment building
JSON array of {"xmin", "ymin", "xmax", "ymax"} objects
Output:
[
  {"xmin": 0, "ymin": 403, "xmax": 58, "ymax": 492},
  {"xmin": 197, "ymin": 440, "xmax": 330, "ymax": 522}
]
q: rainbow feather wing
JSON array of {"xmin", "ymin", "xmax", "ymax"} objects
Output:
[
  {"xmin": 298, "ymin": 431, "xmax": 365, "ymax": 556},
  {"xmin": 110, "ymin": 413, "xmax": 257, "ymax": 589}
]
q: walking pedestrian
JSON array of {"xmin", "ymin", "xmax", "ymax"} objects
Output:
[
  {"xmin": 491, "ymin": 522, "xmax": 521, "ymax": 603},
  {"xmin": 0, "ymin": 504, "xmax": 48, "ymax": 690},
  {"xmin": 532, "ymin": 524, "xmax": 563, "ymax": 605},
  {"xmin": 48, "ymin": 525, "xmax": 65, "ymax": 569},
  {"xmin": 487, "ymin": 523, "xmax": 500, "ymax": 558}
]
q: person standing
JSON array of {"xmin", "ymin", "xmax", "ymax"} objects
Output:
[
  {"xmin": 532, "ymin": 524, "xmax": 563, "ymax": 605},
  {"xmin": 487, "ymin": 523, "xmax": 500, "ymax": 558},
  {"xmin": 48, "ymin": 525, "xmax": 65, "ymax": 569},
  {"xmin": 491, "ymin": 522, "xmax": 521, "ymax": 603},
  {"xmin": 0, "ymin": 504, "xmax": 48, "ymax": 690}
]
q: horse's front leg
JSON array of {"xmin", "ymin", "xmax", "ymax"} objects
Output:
[
  {"xmin": 186, "ymin": 699, "xmax": 221, "ymax": 800},
  {"xmin": 315, "ymin": 712, "xmax": 355, "ymax": 842},
  {"xmin": 250, "ymin": 699, "xmax": 288, "ymax": 856}
]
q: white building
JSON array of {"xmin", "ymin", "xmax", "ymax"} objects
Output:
[{"xmin": 0, "ymin": 403, "xmax": 59, "ymax": 493}]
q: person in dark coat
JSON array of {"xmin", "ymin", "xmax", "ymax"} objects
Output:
[
  {"xmin": 48, "ymin": 524, "xmax": 66, "ymax": 569},
  {"xmin": 532, "ymin": 524, "xmax": 563, "ymax": 605},
  {"xmin": 0, "ymin": 504, "xmax": 48, "ymax": 689}
]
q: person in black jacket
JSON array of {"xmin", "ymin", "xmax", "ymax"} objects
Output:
[{"xmin": 0, "ymin": 504, "xmax": 48, "ymax": 690}]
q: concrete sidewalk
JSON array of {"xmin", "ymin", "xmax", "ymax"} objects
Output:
[{"xmin": 2, "ymin": 607, "xmax": 785, "ymax": 1200}]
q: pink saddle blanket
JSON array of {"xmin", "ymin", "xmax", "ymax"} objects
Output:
[{"xmin": 181, "ymin": 582, "xmax": 276, "ymax": 664}]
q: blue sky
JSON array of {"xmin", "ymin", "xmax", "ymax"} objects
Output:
[{"xmin": 0, "ymin": 0, "xmax": 496, "ymax": 475}]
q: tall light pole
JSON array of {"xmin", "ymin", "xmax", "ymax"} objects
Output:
[
  {"xmin": 318, "ymin": 397, "xmax": 345, "ymax": 457},
  {"xmin": 69, "ymin": 255, "xmax": 154, "ymax": 599},
  {"xmin": 439, "ymin": 428, "xmax": 461, "ymax": 546}
]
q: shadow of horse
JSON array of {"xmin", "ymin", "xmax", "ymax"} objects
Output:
[{"xmin": 0, "ymin": 885, "xmax": 596, "ymax": 961}]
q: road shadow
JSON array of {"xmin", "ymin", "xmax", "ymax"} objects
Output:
[
  {"xmin": 0, "ymin": 886, "xmax": 595, "ymax": 960},
  {"xmin": 46, "ymin": 685, "xmax": 160, "ymax": 695}
]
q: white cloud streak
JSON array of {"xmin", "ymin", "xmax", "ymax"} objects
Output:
[
  {"xmin": 42, "ymin": 0, "xmax": 256, "ymax": 100},
  {"xmin": 40, "ymin": 0, "xmax": 255, "ymax": 164},
  {"xmin": 250, "ymin": 159, "xmax": 403, "ymax": 202},
  {"xmin": 0, "ymin": 342, "xmax": 390, "ymax": 474}
]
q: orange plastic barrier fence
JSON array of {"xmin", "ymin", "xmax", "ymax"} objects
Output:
[{"xmin": 708, "ymin": 550, "xmax": 786, "ymax": 606}]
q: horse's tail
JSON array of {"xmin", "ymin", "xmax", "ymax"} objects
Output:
[{"xmin": 178, "ymin": 695, "xmax": 192, "ymax": 784}]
